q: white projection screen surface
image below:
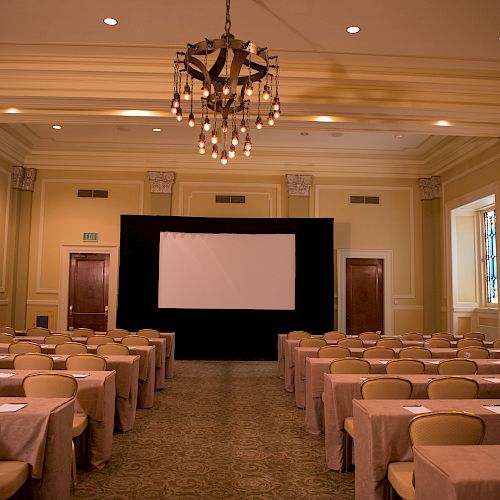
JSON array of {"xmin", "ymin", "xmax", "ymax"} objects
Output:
[{"xmin": 158, "ymin": 232, "xmax": 296, "ymax": 310}]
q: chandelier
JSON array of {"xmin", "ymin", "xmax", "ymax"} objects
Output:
[{"xmin": 170, "ymin": 0, "xmax": 281, "ymax": 164}]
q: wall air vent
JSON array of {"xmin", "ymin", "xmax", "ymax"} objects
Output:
[
  {"xmin": 78, "ymin": 189, "xmax": 109, "ymax": 198},
  {"xmin": 215, "ymin": 195, "xmax": 246, "ymax": 204},
  {"xmin": 350, "ymin": 195, "xmax": 380, "ymax": 205}
]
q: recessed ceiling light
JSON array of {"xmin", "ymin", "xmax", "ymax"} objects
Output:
[
  {"xmin": 118, "ymin": 110, "xmax": 156, "ymax": 117},
  {"xmin": 315, "ymin": 116, "xmax": 335, "ymax": 122},
  {"xmin": 346, "ymin": 26, "xmax": 360, "ymax": 34},
  {"xmin": 394, "ymin": 134, "xmax": 404, "ymax": 139},
  {"xmin": 4, "ymin": 107, "xmax": 20, "ymax": 113},
  {"xmin": 103, "ymin": 17, "xmax": 118, "ymax": 26},
  {"xmin": 152, "ymin": 128, "xmax": 162, "ymax": 132},
  {"xmin": 52, "ymin": 125, "xmax": 62, "ymax": 130},
  {"xmin": 434, "ymin": 120, "xmax": 451, "ymax": 127}
]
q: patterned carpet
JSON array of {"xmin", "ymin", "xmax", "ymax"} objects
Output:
[{"xmin": 71, "ymin": 361, "xmax": 355, "ymax": 499}]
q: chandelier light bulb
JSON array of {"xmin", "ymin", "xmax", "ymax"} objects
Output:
[
  {"xmin": 201, "ymin": 84, "xmax": 210, "ymax": 98},
  {"xmin": 173, "ymin": 93, "xmax": 180, "ymax": 108},
  {"xmin": 170, "ymin": 100, "xmax": 177, "ymax": 115},
  {"xmin": 229, "ymin": 145, "xmax": 236, "ymax": 158},
  {"xmin": 183, "ymin": 83, "xmax": 191, "ymax": 100},
  {"xmin": 263, "ymin": 85, "xmax": 271, "ymax": 101},
  {"xmin": 188, "ymin": 113, "xmax": 195, "ymax": 127},
  {"xmin": 203, "ymin": 117, "xmax": 211, "ymax": 131},
  {"xmin": 273, "ymin": 109, "xmax": 281, "ymax": 119},
  {"xmin": 211, "ymin": 130, "xmax": 218, "ymax": 144},
  {"xmin": 240, "ymin": 119, "xmax": 247, "ymax": 133},
  {"xmin": 222, "ymin": 83, "xmax": 231, "ymax": 96},
  {"xmin": 221, "ymin": 150, "xmax": 228, "ymax": 165},
  {"xmin": 199, "ymin": 147, "xmax": 206, "ymax": 155},
  {"xmin": 244, "ymin": 149, "xmax": 251, "ymax": 157},
  {"xmin": 198, "ymin": 133, "xmax": 206, "ymax": 148},
  {"xmin": 245, "ymin": 81, "xmax": 254, "ymax": 96},
  {"xmin": 255, "ymin": 116, "xmax": 263, "ymax": 129},
  {"xmin": 267, "ymin": 112, "xmax": 275, "ymax": 126},
  {"xmin": 231, "ymin": 131, "xmax": 239, "ymax": 146},
  {"xmin": 221, "ymin": 119, "xmax": 228, "ymax": 133},
  {"xmin": 272, "ymin": 98, "xmax": 280, "ymax": 111},
  {"xmin": 176, "ymin": 108, "xmax": 183, "ymax": 121},
  {"xmin": 211, "ymin": 144, "xmax": 219, "ymax": 158}
]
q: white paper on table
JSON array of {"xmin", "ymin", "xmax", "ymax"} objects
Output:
[
  {"xmin": 0, "ymin": 373, "xmax": 16, "ymax": 378},
  {"xmin": 0, "ymin": 403, "xmax": 27, "ymax": 412},
  {"xmin": 483, "ymin": 405, "xmax": 500, "ymax": 414},
  {"xmin": 402, "ymin": 405, "xmax": 431, "ymax": 414},
  {"xmin": 0, "ymin": 355, "xmax": 8, "ymax": 359},
  {"xmin": 426, "ymin": 360, "xmax": 440, "ymax": 364},
  {"xmin": 51, "ymin": 356, "xmax": 61, "ymax": 360},
  {"xmin": 71, "ymin": 373, "xmax": 89, "ymax": 378},
  {"xmin": 378, "ymin": 360, "xmax": 390, "ymax": 364},
  {"xmin": 360, "ymin": 377, "xmax": 368, "ymax": 381},
  {"xmin": 482, "ymin": 377, "xmax": 500, "ymax": 383}
]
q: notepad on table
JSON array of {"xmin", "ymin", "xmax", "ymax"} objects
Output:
[
  {"xmin": 0, "ymin": 355, "xmax": 8, "ymax": 359},
  {"xmin": 482, "ymin": 377, "xmax": 500, "ymax": 383},
  {"xmin": 402, "ymin": 405, "xmax": 431, "ymax": 414},
  {"xmin": 0, "ymin": 403, "xmax": 27, "ymax": 413},
  {"xmin": 483, "ymin": 405, "xmax": 500, "ymax": 414},
  {"xmin": 0, "ymin": 373, "xmax": 16, "ymax": 378},
  {"xmin": 378, "ymin": 360, "xmax": 390, "ymax": 364},
  {"xmin": 426, "ymin": 360, "xmax": 440, "ymax": 364},
  {"xmin": 71, "ymin": 373, "xmax": 89, "ymax": 378}
]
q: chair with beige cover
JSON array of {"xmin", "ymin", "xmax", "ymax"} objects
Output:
[
  {"xmin": 323, "ymin": 332, "xmax": 346, "ymax": 342},
  {"xmin": 338, "ymin": 338, "xmax": 363, "ymax": 349},
  {"xmin": 299, "ymin": 337, "xmax": 327, "ymax": 348},
  {"xmin": 107, "ymin": 328, "xmax": 129, "ymax": 339},
  {"xmin": 457, "ymin": 338, "xmax": 484, "ymax": 348},
  {"xmin": 401, "ymin": 332, "xmax": 424, "ymax": 341},
  {"xmin": 387, "ymin": 411, "xmax": 485, "ymax": 500},
  {"xmin": 427, "ymin": 376, "xmax": 479, "ymax": 399},
  {"xmin": 121, "ymin": 335, "xmax": 150, "ymax": 347},
  {"xmin": 96, "ymin": 343, "xmax": 130, "ymax": 356},
  {"xmin": 0, "ymin": 332, "xmax": 15, "ymax": 343},
  {"xmin": 437, "ymin": 359, "xmax": 478, "ymax": 375},
  {"xmin": 72, "ymin": 328, "xmax": 94, "ymax": 338},
  {"xmin": 55, "ymin": 342, "xmax": 88, "ymax": 355},
  {"xmin": 317, "ymin": 345, "xmax": 351, "ymax": 359},
  {"xmin": 25, "ymin": 327, "xmax": 50, "ymax": 337},
  {"xmin": 493, "ymin": 339, "xmax": 500, "ymax": 349},
  {"xmin": 424, "ymin": 338, "xmax": 451, "ymax": 348},
  {"xmin": 137, "ymin": 328, "xmax": 160, "ymax": 339},
  {"xmin": 22, "ymin": 372, "xmax": 88, "ymax": 489},
  {"xmin": 385, "ymin": 359, "xmax": 425, "ymax": 375},
  {"xmin": 376, "ymin": 338, "xmax": 403, "ymax": 349},
  {"xmin": 358, "ymin": 332, "xmax": 381, "ymax": 341},
  {"xmin": 463, "ymin": 332, "xmax": 485, "ymax": 341},
  {"xmin": 8, "ymin": 342, "xmax": 42, "ymax": 354},
  {"xmin": 65, "ymin": 354, "xmax": 107, "ymax": 371},
  {"xmin": 287, "ymin": 331, "xmax": 310, "ymax": 340},
  {"xmin": 86, "ymin": 335, "xmax": 115, "ymax": 346},
  {"xmin": 13, "ymin": 353, "xmax": 54, "ymax": 370},
  {"xmin": 457, "ymin": 347, "xmax": 490, "ymax": 359},
  {"xmin": 44, "ymin": 334, "xmax": 72, "ymax": 345},
  {"xmin": 362, "ymin": 346, "xmax": 395, "ymax": 359},
  {"xmin": 329, "ymin": 358, "xmax": 371, "ymax": 375},
  {"xmin": 0, "ymin": 326, "xmax": 16, "ymax": 336},
  {"xmin": 432, "ymin": 332, "xmax": 454, "ymax": 341},
  {"xmin": 398, "ymin": 347, "xmax": 432, "ymax": 359},
  {"xmin": 0, "ymin": 460, "xmax": 29, "ymax": 499}
]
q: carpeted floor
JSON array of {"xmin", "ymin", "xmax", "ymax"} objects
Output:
[{"xmin": 71, "ymin": 360, "xmax": 355, "ymax": 499}]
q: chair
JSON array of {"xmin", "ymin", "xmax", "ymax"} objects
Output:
[
  {"xmin": 385, "ymin": 359, "xmax": 425, "ymax": 375},
  {"xmin": 457, "ymin": 338, "xmax": 484, "ymax": 348},
  {"xmin": 387, "ymin": 411, "xmax": 485, "ymax": 500},
  {"xmin": 463, "ymin": 332, "xmax": 485, "ymax": 341},
  {"xmin": 426, "ymin": 376, "xmax": 479, "ymax": 399},
  {"xmin": 0, "ymin": 332, "xmax": 15, "ymax": 343},
  {"xmin": 55, "ymin": 342, "xmax": 88, "ymax": 355},
  {"xmin": 44, "ymin": 334, "xmax": 72, "ymax": 345},
  {"xmin": 71, "ymin": 327, "xmax": 94, "ymax": 338},
  {"xmin": 457, "ymin": 347, "xmax": 490, "ymax": 359},
  {"xmin": 25, "ymin": 327, "xmax": 50, "ymax": 337},
  {"xmin": 329, "ymin": 358, "xmax": 370, "ymax": 374},
  {"xmin": 8, "ymin": 342, "xmax": 42, "ymax": 354},
  {"xmin": 136, "ymin": 328, "xmax": 160, "ymax": 338},
  {"xmin": 107, "ymin": 328, "xmax": 129, "ymax": 339},
  {"xmin": 401, "ymin": 332, "xmax": 424, "ymax": 341},
  {"xmin": 376, "ymin": 338, "xmax": 403, "ymax": 348},
  {"xmin": 96, "ymin": 343, "xmax": 130, "ymax": 356},
  {"xmin": 13, "ymin": 353, "xmax": 54, "ymax": 370},
  {"xmin": 358, "ymin": 332, "xmax": 381, "ymax": 341},
  {"xmin": 86, "ymin": 335, "xmax": 115, "ymax": 345},
  {"xmin": 362, "ymin": 347, "xmax": 395, "ymax": 359},
  {"xmin": 398, "ymin": 347, "xmax": 432, "ymax": 359},
  {"xmin": 299, "ymin": 337, "xmax": 327, "ymax": 348},
  {"xmin": 437, "ymin": 359, "xmax": 478, "ymax": 375},
  {"xmin": 121, "ymin": 336, "xmax": 150, "ymax": 346},
  {"xmin": 0, "ymin": 461, "xmax": 29, "ymax": 499},
  {"xmin": 424, "ymin": 338, "xmax": 451, "ymax": 348},
  {"xmin": 0, "ymin": 326, "xmax": 16, "ymax": 336},
  {"xmin": 287, "ymin": 331, "xmax": 310, "ymax": 340},
  {"xmin": 338, "ymin": 338, "xmax": 363, "ymax": 348},
  {"xmin": 22, "ymin": 372, "xmax": 88, "ymax": 489},
  {"xmin": 494, "ymin": 339, "xmax": 500, "ymax": 349},
  {"xmin": 317, "ymin": 345, "xmax": 351, "ymax": 359},
  {"xmin": 323, "ymin": 332, "xmax": 346, "ymax": 342},
  {"xmin": 432, "ymin": 332, "xmax": 454, "ymax": 341},
  {"xmin": 65, "ymin": 354, "xmax": 107, "ymax": 371}
]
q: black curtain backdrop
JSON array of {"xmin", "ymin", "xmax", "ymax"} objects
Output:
[{"xmin": 117, "ymin": 216, "xmax": 334, "ymax": 360}]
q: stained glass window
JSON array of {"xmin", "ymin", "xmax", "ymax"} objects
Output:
[{"xmin": 483, "ymin": 209, "xmax": 497, "ymax": 304}]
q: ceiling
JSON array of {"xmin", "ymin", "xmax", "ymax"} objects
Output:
[{"xmin": 0, "ymin": 0, "xmax": 499, "ymax": 176}]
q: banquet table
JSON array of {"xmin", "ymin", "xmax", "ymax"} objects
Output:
[
  {"xmin": 413, "ymin": 445, "xmax": 500, "ymax": 500},
  {"xmin": 323, "ymin": 373, "xmax": 500, "ymax": 472},
  {"xmin": 304, "ymin": 357, "xmax": 500, "ymax": 435},
  {"xmin": 0, "ymin": 369, "xmax": 116, "ymax": 470},
  {"xmin": 353, "ymin": 399, "xmax": 500, "ymax": 500},
  {"xmin": 0, "ymin": 396, "xmax": 74, "ymax": 500}
]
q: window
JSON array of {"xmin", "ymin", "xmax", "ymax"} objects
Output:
[{"xmin": 483, "ymin": 209, "xmax": 497, "ymax": 304}]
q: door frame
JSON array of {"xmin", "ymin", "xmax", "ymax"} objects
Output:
[
  {"xmin": 337, "ymin": 249, "xmax": 393, "ymax": 335},
  {"xmin": 58, "ymin": 245, "xmax": 119, "ymax": 331}
]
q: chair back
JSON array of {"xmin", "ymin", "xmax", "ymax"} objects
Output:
[
  {"xmin": 9, "ymin": 342, "xmax": 42, "ymax": 354},
  {"xmin": 13, "ymin": 353, "xmax": 54, "ymax": 370},
  {"xmin": 457, "ymin": 339, "xmax": 484, "ymax": 348},
  {"xmin": 376, "ymin": 338, "xmax": 403, "ymax": 348},
  {"xmin": 437, "ymin": 359, "xmax": 478, "ymax": 375},
  {"xmin": 463, "ymin": 332, "xmax": 485, "ymax": 341},
  {"xmin": 432, "ymin": 332, "xmax": 454, "ymax": 341},
  {"xmin": 362, "ymin": 347, "xmax": 395, "ymax": 359},
  {"xmin": 299, "ymin": 337, "xmax": 327, "ymax": 348},
  {"xmin": 26, "ymin": 327, "xmax": 50, "ymax": 337},
  {"xmin": 457, "ymin": 347, "xmax": 490, "ymax": 359},
  {"xmin": 338, "ymin": 338, "xmax": 363, "ymax": 348},
  {"xmin": 402, "ymin": 332, "xmax": 424, "ymax": 341},
  {"xmin": 137, "ymin": 329, "xmax": 160, "ymax": 338},
  {"xmin": 66, "ymin": 354, "xmax": 107, "ymax": 371},
  {"xmin": 409, "ymin": 411, "xmax": 485, "ymax": 446},
  {"xmin": 23, "ymin": 372, "xmax": 77, "ymax": 398},
  {"xmin": 96, "ymin": 344, "xmax": 130, "ymax": 356},
  {"xmin": 122, "ymin": 335, "xmax": 150, "ymax": 346},
  {"xmin": 54, "ymin": 342, "xmax": 88, "ymax": 355},
  {"xmin": 72, "ymin": 327, "xmax": 94, "ymax": 338},
  {"xmin": 317, "ymin": 345, "xmax": 350, "ymax": 359},
  {"xmin": 361, "ymin": 376, "xmax": 413, "ymax": 399},
  {"xmin": 44, "ymin": 334, "xmax": 71, "ymax": 345},
  {"xmin": 385, "ymin": 359, "xmax": 425, "ymax": 375},
  {"xmin": 86, "ymin": 336, "xmax": 115, "ymax": 345},
  {"xmin": 107, "ymin": 328, "xmax": 130, "ymax": 339},
  {"xmin": 424, "ymin": 339, "xmax": 451, "ymax": 348},
  {"xmin": 329, "ymin": 358, "xmax": 370, "ymax": 374},
  {"xmin": 426, "ymin": 376, "xmax": 479, "ymax": 399},
  {"xmin": 398, "ymin": 347, "xmax": 432, "ymax": 359},
  {"xmin": 287, "ymin": 331, "xmax": 310, "ymax": 340},
  {"xmin": 0, "ymin": 332, "xmax": 15, "ymax": 343},
  {"xmin": 493, "ymin": 339, "xmax": 500, "ymax": 349},
  {"xmin": 358, "ymin": 332, "xmax": 381, "ymax": 341},
  {"xmin": 0, "ymin": 326, "xmax": 16, "ymax": 336},
  {"xmin": 323, "ymin": 332, "xmax": 346, "ymax": 342}
]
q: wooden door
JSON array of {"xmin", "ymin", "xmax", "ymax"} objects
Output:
[
  {"xmin": 346, "ymin": 258, "xmax": 384, "ymax": 335},
  {"xmin": 68, "ymin": 253, "xmax": 109, "ymax": 332}
]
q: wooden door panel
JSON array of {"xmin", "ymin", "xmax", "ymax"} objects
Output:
[{"xmin": 346, "ymin": 258, "xmax": 384, "ymax": 335}]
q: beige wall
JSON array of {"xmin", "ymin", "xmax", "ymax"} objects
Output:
[
  {"xmin": 454, "ymin": 214, "xmax": 477, "ymax": 303},
  {"xmin": 0, "ymin": 161, "xmax": 11, "ymax": 325}
]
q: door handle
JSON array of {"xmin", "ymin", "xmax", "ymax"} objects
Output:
[
  {"xmin": 69, "ymin": 305, "xmax": 73, "ymax": 315},
  {"xmin": 105, "ymin": 306, "xmax": 108, "ymax": 317}
]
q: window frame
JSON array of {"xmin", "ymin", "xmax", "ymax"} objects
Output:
[{"xmin": 478, "ymin": 205, "xmax": 498, "ymax": 308}]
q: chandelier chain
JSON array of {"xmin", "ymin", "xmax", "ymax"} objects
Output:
[{"xmin": 225, "ymin": 0, "xmax": 231, "ymax": 35}]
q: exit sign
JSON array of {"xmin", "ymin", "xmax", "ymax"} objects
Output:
[{"xmin": 83, "ymin": 232, "xmax": 98, "ymax": 241}]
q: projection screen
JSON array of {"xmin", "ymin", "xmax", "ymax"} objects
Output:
[{"xmin": 158, "ymin": 232, "xmax": 296, "ymax": 310}]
